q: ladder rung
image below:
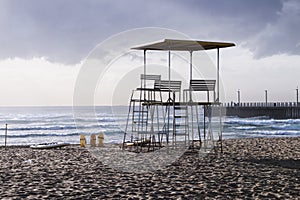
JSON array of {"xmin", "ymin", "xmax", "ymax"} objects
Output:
[
  {"xmin": 133, "ymin": 115, "xmax": 147, "ymax": 118},
  {"xmin": 133, "ymin": 110, "xmax": 148, "ymax": 113},
  {"xmin": 174, "ymin": 116, "xmax": 187, "ymax": 118},
  {"xmin": 175, "ymin": 124, "xmax": 188, "ymax": 127},
  {"xmin": 174, "ymin": 106, "xmax": 187, "ymax": 110},
  {"xmin": 158, "ymin": 131, "xmax": 168, "ymax": 134},
  {"xmin": 136, "ymin": 130, "xmax": 152, "ymax": 133},
  {"xmin": 174, "ymin": 132, "xmax": 187, "ymax": 136},
  {"xmin": 133, "ymin": 116, "xmax": 148, "ymax": 119},
  {"xmin": 133, "ymin": 118, "xmax": 148, "ymax": 120}
]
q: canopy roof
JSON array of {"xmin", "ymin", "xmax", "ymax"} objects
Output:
[{"xmin": 132, "ymin": 39, "xmax": 235, "ymax": 51}]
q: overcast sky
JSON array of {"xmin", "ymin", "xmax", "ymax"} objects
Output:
[{"xmin": 0, "ymin": 0, "xmax": 299, "ymax": 106}]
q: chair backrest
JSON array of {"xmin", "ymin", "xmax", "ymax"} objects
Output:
[
  {"xmin": 140, "ymin": 74, "xmax": 161, "ymax": 81},
  {"xmin": 190, "ymin": 80, "xmax": 216, "ymax": 91},
  {"xmin": 139, "ymin": 74, "xmax": 161, "ymax": 90},
  {"xmin": 154, "ymin": 80, "xmax": 181, "ymax": 92}
]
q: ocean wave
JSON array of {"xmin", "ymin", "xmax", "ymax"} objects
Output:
[
  {"xmin": 234, "ymin": 126, "xmax": 256, "ymax": 130},
  {"xmin": 248, "ymin": 130, "xmax": 300, "ymax": 135},
  {"xmin": 0, "ymin": 132, "xmax": 80, "ymax": 138},
  {"xmin": 0, "ymin": 123, "xmax": 120, "ymax": 131},
  {"xmin": 1, "ymin": 107, "xmax": 300, "ymax": 145},
  {"xmin": 226, "ymin": 119, "xmax": 282, "ymax": 126},
  {"xmin": 0, "ymin": 125, "xmax": 77, "ymax": 131},
  {"xmin": 270, "ymin": 124, "xmax": 291, "ymax": 129}
]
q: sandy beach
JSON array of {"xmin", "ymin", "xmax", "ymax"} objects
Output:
[{"xmin": 0, "ymin": 137, "xmax": 299, "ymax": 199}]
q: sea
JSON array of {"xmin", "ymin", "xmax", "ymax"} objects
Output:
[{"xmin": 0, "ymin": 106, "xmax": 299, "ymax": 146}]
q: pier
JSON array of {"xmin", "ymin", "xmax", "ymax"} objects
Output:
[{"xmin": 225, "ymin": 102, "xmax": 300, "ymax": 119}]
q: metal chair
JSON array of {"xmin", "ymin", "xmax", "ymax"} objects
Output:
[
  {"xmin": 183, "ymin": 79, "xmax": 216, "ymax": 102},
  {"xmin": 154, "ymin": 80, "xmax": 182, "ymax": 102}
]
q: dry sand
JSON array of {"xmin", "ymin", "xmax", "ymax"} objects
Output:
[{"xmin": 0, "ymin": 137, "xmax": 299, "ymax": 199}]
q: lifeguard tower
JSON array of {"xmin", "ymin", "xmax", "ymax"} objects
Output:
[{"xmin": 122, "ymin": 39, "xmax": 235, "ymax": 152}]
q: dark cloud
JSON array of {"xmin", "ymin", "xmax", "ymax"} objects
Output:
[
  {"xmin": 0, "ymin": 0, "xmax": 140, "ymax": 64},
  {"xmin": 0, "ymin": 0, "xmax": 298, "ymax": 64},
  {"xmin": 246, "ymin": 0, "xmax": 300, "ymax": 58}
]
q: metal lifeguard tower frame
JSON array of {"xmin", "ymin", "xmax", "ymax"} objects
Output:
[{"xmin": 122, "ymin": 39, "xmax": 235, "ymax": 152}]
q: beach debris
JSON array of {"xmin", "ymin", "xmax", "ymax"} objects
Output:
[
  {"xmin": 24, "ymin": 159, "xmax": 32, "ymax": 164},
  {"xmin": 4, "ymin": 123, "xmax": 8, "ymax": 147},
  {"xmin": 30, "ymin": 142, "xmax": 70, "ymax": 149}
]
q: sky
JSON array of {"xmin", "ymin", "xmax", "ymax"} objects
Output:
[{"xmin": 0, "ymin": 0, "xmax": 299, "ymax": 106}]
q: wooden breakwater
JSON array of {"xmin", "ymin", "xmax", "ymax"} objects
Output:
[{"xmin": 224, "ymin": 102, "xmax": 300, "ymax": 119}]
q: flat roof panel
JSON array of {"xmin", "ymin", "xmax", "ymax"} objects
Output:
[{"xmin": 132, "ymin": 39, "xmax": 235, "ymax": 51}]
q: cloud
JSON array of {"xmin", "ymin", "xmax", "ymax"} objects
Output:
[
  {"xmin": 0, "ymin": 0, "xmax": 298, "ymax": 64},
  {"xmin": 221, "ymin": 46, "xmax": 300, "ymax": 102},
  {"xmin": 0, "ymin": 0, "xmax": 141, "ymax": 64},
  {"xmin": 0, "ymin": 57, "xmax": 80, "ymax": 105},
  {"xmin": 246, "ymin": 0, "xmax": 300, "ymax": 58}
]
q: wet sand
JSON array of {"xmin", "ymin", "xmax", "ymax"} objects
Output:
[{"xmin": 0, "ymin": 137, "xmax": 299, "ymax": 199}]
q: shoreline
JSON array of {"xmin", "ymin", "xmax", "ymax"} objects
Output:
[
  {"xmin": 1, "ymin": 135, "xmax": 300, "ymax": 148},
  {"xmin": 0, "ymin": 137, "xmax": 299, "ymax": 199}
]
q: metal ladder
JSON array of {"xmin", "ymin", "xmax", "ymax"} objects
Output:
[
  {"xmin": 123, "ymin": 88, "xmax": 164, "ymax": 151},
  {"xmin": 173, "ymin": 103, "xmax": 189, "ymax": 146}
]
